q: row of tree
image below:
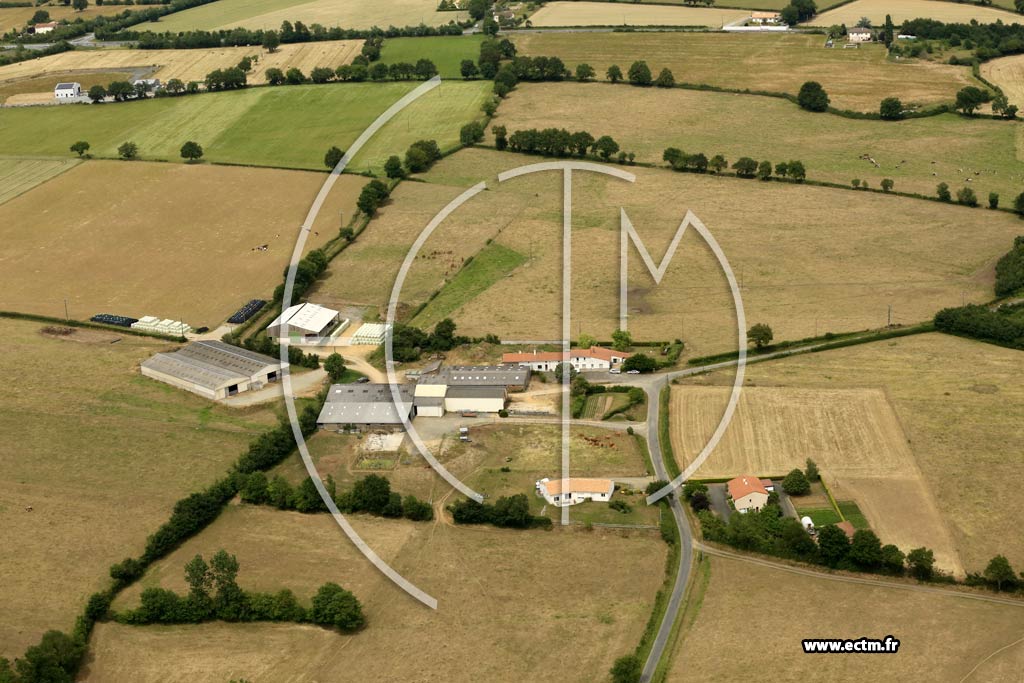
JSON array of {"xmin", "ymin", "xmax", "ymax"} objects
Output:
[
  {"xmin": 116, "ymin": 550, "xmax": 365, "ymax": 631},
  {"xmin": 266, "ymin": 58, "xmax": 439, "ymax": 85},
  {"xmin": 501, "ymin": 127, "xmax": 625, "ymax": 161},
  {"xmin": 663, "ymin": 147, "xmax": 807, "ymax": 181},
  {"xmin": 995, "ymin": 235, "xmax": 1024, "ymax": 296},
  {"xmin": 934, "ymin": 304, "xmax": 1024, "ymax": 349},
  {"xmin": 449, "ymin": 493, "xmax": 552, "ymax": 529}
]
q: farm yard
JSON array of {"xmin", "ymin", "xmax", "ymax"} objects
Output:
[
  {"xmin": 0, "ymin": 157, "xmax": 78, "ymax": 204},
  {"xmin": 91, "ymin": 504, "xmax": 666, "ymax": 682},
  {"xmin": 495, "ymin": 82, "xmax": 1024, "ymax": 200},
  {"xmin": 0, "ymin": 160, "xmax": 363, "ymax": 327},
  {"xmin": 0, "ymin": 318, "xmax": 278, "ymax": 659},
  {"xmin": 512, "ymin": 32, "xmax": 979, "ymax": 113},
  {"xmin": 144, "ymin": 0, "xmax": 466, "ymax": 33},
  {"xmin": 671, "ymin": 555, "xmax": 1024, "ymax": 681},
  {"xmin": 808, "ymin": 0, "xmax": 1024, "ymax": 26},
  {"xmin": 0, "ymin": 80, "xmax": 489, "ymax": 172},
  {"xmin": 324, "ymin": 147, "xmax": 1022, "ymax": 354},
  {"xmin": 526, "ymin": 1, "xmax": 749, "ymax": 27},
  {"xmin": 675, "ymin": 333, "xmax": 1024, "ymax": 574},
  {"xmin": 0, "ymin": 41, "xmax": 363, "ymax": 90}
]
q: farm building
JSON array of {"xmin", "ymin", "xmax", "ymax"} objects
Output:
[
  {"xmin": 132, "ymin": 78, "xmax": 161, "ymax": 91},
  {"xmin": 349, "ymin": 322, "xmax": 391, "ymax": 345},
  {"xmin": 32, "ymin": 21, "xmax": 57, "ymax": 34},
  {"xmin": 537, "ymin": 478, "xmax": 614, "ymax": 507},
  {"xmin": 131, "ymin": 316, "xmax": 193, "ymax": 336},
  {"xmin": 502, "ymin": 346, "xmax": 631, "ymax": 372},
  {"xmin": 140, "ymin": 340, "xmax": 279, "ymax": 400},
  {"xmin": 413, "ymin": 365, "xmax": 528, "ymax": 416},
  {"xmin": 847, "ymin": 27, "xmax": 873, "ymax": 42},
  {"xmin": 317, "ymin": 383, "xmax": 414, "ymax": 432},
  {"xmin": 266, "ymin": 302, "xmax": 344, "ymax": 342},
  {"xmin": 750, "ymin": 11, "xmax": 782, "ymax": 24},
  {"xmin": 726, "ymin": 475, "xmax": 770, "ymax": 513},
  {"xmin": 53, "ymin": 82, "xmax": 81, "ymax": 100}
]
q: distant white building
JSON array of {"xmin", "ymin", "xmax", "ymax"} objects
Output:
[
  {"xmin": 132, "ymin": 78, "xmax": 161, "ymax": 91},
  {"xmin": 750, "ymin": 10, "xmax": 782, "ymax": 24},
  {"xmin": 502, "ymin": 346, "xmax": 631, "ymax": 373},
  {"xmin": 54, "ymin": 82, "xmax": 81, "ymax": 100},
  {"xmin": 350, "ymin": 322, "xmax": 391, "ymax": 345},
  {"xmin": 537, "ymin": 478, "xmax": 614, "ymax": 507},
  {"xmin": 33, "ymin": 21, "xmax": 57, "ymax": 34},
  {"xmin": 847, "ymin": 27, "xmax": 873, "ymax": 42},
  {"xmin": 266, "ymin": 302, "xmax": 344, "ymax": 343}
]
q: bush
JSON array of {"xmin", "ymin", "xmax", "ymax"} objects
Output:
[
  {"xmin": 610, "ymin": 654, "xmax": 642, "ymax": 683},
  {"xmin": 797, "ymin": 81, "xmax": 829, "ymax": 112},
  {"xmin": 781, "ymin": 468, "xmax": 810, "ymax": 495},
  {"xmin": 879, "ymin": 96, "xmax": 903, "ymax": 120},
  {"xmin": 310, "ymin": 582, "xmax": 365, "ymax": 631},
  {"xmin": 995, "ymin": 236, "xmax": 1024, "ymax": 296},
  {"xmin": 459, "ymin": 121, "xmax": 485, "ymax": 146}
]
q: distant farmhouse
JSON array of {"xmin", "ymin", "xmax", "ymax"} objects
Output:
[
  {"xmin": 847, "ymin": 27, "xmax": 873, "ymax": 42},
  {"xmin": 32, "ymin": 21, "xmax": 57, "ymax": 34},
  {"xmin": 317, "ymin": 383, "xmax": 414, "ymax": 432},
  {"xmin": 266, "ymin": 302, "xmax": 344, "ymax": 343},
  {"xmin": 727, "ymin": 475, "xmax": 773, "ymax": 513},
  {"xmin": 141, "ymin": 340, "xmax": 279, "ymax": 400},
  {"xmin": 502, "ymin": 346, "xmax": 631, "ymax": 373},
  {"xmin": 537, "ymin": 478, "xmax": 614, "ymax": 507},
  {"xmin": 414, "ymin": 365, "xmax": 529, "ymax": 416},
  {"xmin": 53, "ymin": 82, "xmax": 81, "ymax": 100},
  {"xmin": 750, "ymin": 11, "xmax": 782, "ymax": 24}
]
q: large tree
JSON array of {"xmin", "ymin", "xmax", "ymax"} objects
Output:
[
  {"xmin": 311, "ymin": 582, "xmax": 365, "ymax": 630},
  {"xmin": 781, "ymin": 468, "xmax": 810, "ymax": 495},
  {"xmin": 848, "ymin": 529, "xmax": 883, "ymax": 569},
  {"xmin": 955, "ymin": 86, "xmax": 987, "ymax": 115},
  {"xmin": 627, "ymin": 60, "xmax": 653, "ymax": 86},
  {"xmin": 797, "ymin": 81, "xmax": 829, "ymax": 112},
  {"xmin": 816, "ymin": 524, "xmax": 850, "ymax": 567},
  {"xmin": 180, "ymin": 140, "xmax": 203, "ymax": 162},
  {"xmin": 906, "ymin": 547, "xmax": 935, "ymax": 580},
  {"xmin": 983, "ymin": 555, "xmax": 1016, "ymax": 591},
  {"xmin": 324, "ymin": 145, "xmax": 344, "ymax": 169},
  {"xmin": 746, "ymin": 323, "xmax": 773, "ymax": 348}
]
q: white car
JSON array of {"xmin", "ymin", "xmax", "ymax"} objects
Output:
[
  {"xmin": 609, "ymin": 368, "xmax": 621, "ymax": 374},
  {"xmin": 626, "ymin": 369, "xmax": 640, "ymax": 374}
]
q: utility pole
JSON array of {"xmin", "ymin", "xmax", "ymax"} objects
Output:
[
  {"xmin": 63, "ymin": 298, "xmax": 69, "ymax": 321},
  {"xmin": 887, "ymin": 304, "xmax": 892, "ymax": 327}
]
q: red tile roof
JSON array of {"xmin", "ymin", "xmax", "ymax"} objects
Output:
[
  {"xmin": 502, "ymin": 346, "xmax": 632, "ymax": 364},
  {"xmin": 727, "ymin": 475, "xmax": 769, "ymax": 501}
]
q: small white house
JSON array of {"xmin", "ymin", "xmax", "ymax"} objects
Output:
[
  {"xmin": 750, "ymin": 11, "xmax": 782, "ymax": 24},
  {"xmin": 54, "ymin": 82, "xmax": 81, "ymax": 100},
  {"xmin": 33, "ymin": 21, "xmax": 57, "ymax": 34},
  {"xmin": 847, "ymin": 27, "xmax": 873, "ymax": 42},
  {"xmin": 502, "ymin": 346, "xmax": 631, "ymax": 373},
  {"xmin": 537, "ymin": 478, "xmax": 614, "ymax": 507}
]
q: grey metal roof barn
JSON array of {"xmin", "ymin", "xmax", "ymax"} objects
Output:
[
  {"xmin": 444, "ymin": 385, "xmax": 507, "ymax": 400},
  {"xmin": 140, "ymin": 341, "xmax": 279, "ymax": 400},
  {"xmin": 418, "ymin": 365, "xmax": 530, "ymax": 388},
  {"xmin": 317, "ymin": 383, "xmax": 414, "ymax": 429}
]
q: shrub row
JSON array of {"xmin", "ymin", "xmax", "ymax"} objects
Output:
[{"xmin": 448, "ymin": 494, "xmax": 552, "ymax": 529}]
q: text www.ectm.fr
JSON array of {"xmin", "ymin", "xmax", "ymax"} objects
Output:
[{"xmin": 802, "ymin": 636, "xmax": 901, "ymax": 654}]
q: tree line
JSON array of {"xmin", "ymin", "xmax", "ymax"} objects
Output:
[
  {"xmin": 663, "ymin": 147, "xmax": 807, "ymax": 181},
  {"xmin": 113, "ymin": 549, "xmax": 365, "ymax": 632},
  {"xmin": 500, "ymin": 126, "xmax": 631, "ymax": 163},
  {"xmin": 239, "ymin": 471, "xmax": 434, "ymax": 521},
  {"xmin": 901, "ymin": 17, "xmax": 1024, "ymax": 62},
  {"xmin": 449, "ymin": 493, "xmax": 552, "ymax": 529}
]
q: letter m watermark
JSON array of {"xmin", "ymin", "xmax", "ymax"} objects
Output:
[{"xmin": 619, "ymin": 208, "xmax": 707, "ymax": 330}]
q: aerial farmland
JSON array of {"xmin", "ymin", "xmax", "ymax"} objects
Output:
[{"xmin": 1, "ymin": 0, "xmax": 1023, "ymax": 681}]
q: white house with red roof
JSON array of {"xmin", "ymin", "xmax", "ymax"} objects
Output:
[
  {"xmin": 536, "ymin": 478, "xmax": 614, "ymax": 507},
  {"xmin": 502, "ymin": 346, "xmax": 631, "ymax": 372},
  {"xmin": 726, "ymin": 475, "xmax": 771, "ymax": 513}
]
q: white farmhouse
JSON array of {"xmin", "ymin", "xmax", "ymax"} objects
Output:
[
  {"xmin": 727, "ymin": 475, "xmax": 770, "ymax": 513},
  {"xmin": 847, "ymin": 27, "xmax": 873, "ymax": 42},
  {"xmin": 537, "ymin": 478, "xmax": 614, "ymax": 507},
  {"xmin": 502, "ymin": 346, "xmax": 631, "ymax": 373},
  {"xmin": 54, "ymin": 82, "xmax": 81, "ymax": 100},
  {"xmin": 33, "ymin": 21, "xmax": 57, "ymax": 34}
]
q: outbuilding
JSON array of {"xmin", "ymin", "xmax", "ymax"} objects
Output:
[
  {"xmin": 443, "ymin": 385, "xmax": 506, "ymax": 413},
  {"xmin": 266, "ymin": 302, "xmax": 344, "ymax": 343},
  {"xmin": 316, "ymin": 383, "xmax": 414, "ymax": 432},
  {"xmin": 140, "ymin": 340, "xmax": 279, "ymax": 400},
  {"xmin": 726, "ymin": 475, "xmax": 770, "ymax": 513}
]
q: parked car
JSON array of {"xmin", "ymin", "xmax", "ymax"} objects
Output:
[
  {"xmin": 626, "ymin": 369, "xmax": 641, "ymax": 374},
  {"xmin": 609, "ymin": 368, "xmax": 621, "ymax": 374},
  {"xmin": 357, "ymin": 376, "xmax": 370, "ymax": 383}
]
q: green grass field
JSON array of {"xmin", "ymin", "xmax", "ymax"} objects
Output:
[
  {"xmin": 412, "ymin": 242, "xmax": 527, "ymax": 328},
  {"xmin": 797, "ymin": 506, "xmax": 842, "ymax": 526},
  {"xmin": 0, "ymin": 157, "xmax": 79, "ymax": 205},
  {"xmin": 0, "ymin": 81, "xmax": 490, "ymax": 172},
  {"xmin": 838, "ymin": 500, "xmax": 870, "ymax": 529},
  {"xmin": 379, "ymin": 35, "xmax": 484, "ymax": 79}
]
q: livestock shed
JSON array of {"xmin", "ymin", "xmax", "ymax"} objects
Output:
[
  {"xmin": 266, "ymin": 302, "xmax": 345, "ymax": 343},
  {"xmin": 317, "ymin": 383, "xmax": 414, "ymax": 432},
  {"xmin": 140, "ymin": 340, "xmax": 279, "ymax": 400},
  {"xmin": 443, "ymin": 386, "xmax": 507, "ymax": 413}
]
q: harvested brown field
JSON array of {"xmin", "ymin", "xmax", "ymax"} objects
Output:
[
  {"xmin": 496, "ymin": 82, "xmax": 1024, "ymax": 201},
  {"xmin": 320, "ymin": 147, "xmax": 1022, "ymax": 356},
  {"xmin": 513, "ymin": 32, "xmax": 978, "ymax": 112},
  {"xmin": 675, "ymin": 332, "xmax": 1024, "ymax": 574},
  {"xmin": 94, "ymin": 503, "xmax": 666, "ymax": 682},
  {"xmin": 981, "ymin": 53, "xmax": 1024, "ymax": 109},
  {"xmin": 810, "ymin": 0, "xmax": 1023, "ymax": 25},
  {"xmin": 0, "ymin": 3, "xmax": 126, "ymax": 33},
  {"xmin": 670, "ymin": 385, "xmax": 964, "ymax": 574},
  {"xmin": 670, "ymin": 555, "xmax": 1024, "ymax": 681},
  {"xmin": 0, "ymin": 318, "xmax": 277, "ymax": 659},
  {"xmin": 0, "ymin": 160, "xmax": 362, "ymax": 327},
  {"xmin": 0, "ymin": 40, "xmax": 362, "ymax": 89},
  {"xmin": 527, "ymin": 1, "xmax": 748, "ymax": 27}
]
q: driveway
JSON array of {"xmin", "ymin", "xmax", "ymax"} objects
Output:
[{"xmin": 706, "ymin": 483, "xmax": 732, "ymax": 522}]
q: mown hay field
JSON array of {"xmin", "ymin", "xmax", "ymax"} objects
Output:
[
  {"xmin": 671, "ymin": 385, "xmax": 963, "ymax": 574},
  {"xmin": 810, "ymin": 0, "xmax": 1023, "ymax": 25},
  {"xmin": 0, "ymin": 160, "xmax": 362, "ymax": 327},
  {"xmin": 670, "ymin": 555, "xmax": 1024, "ymax": 681},
  {"xmin": 513, "ymin": 32, "xmax": 978, "ymax": 112},
  {"xmin": 675, "ymin": 333, "xmax": 1024, "ymax": 574},
  {"xmin": 379, "ymin": 35, "xmax": 485, "ymax": 79},
  {"xmin": 147, "ymin": 0, "xmax": 466, "ymax": 33},
  {"xmin": 93, "ymin": 503, "xmax": 666, "ymax": 682},
  {"xmin": 0, "ymin": 157, "xmax": 78, "ymax": 204},
  {"xmin": 527, "ymin": 1, "xmax": 749, "ymax": 27},
  {"xmin": 0, "ymin": 3, "xmax": 126, "ymax": 33},
  {"xmin": 980, "ymin": 53, "xmax": 1024, "ymax": 109},
  {"xmin": 318, "ymin": 147, "xmax": 1021, "ymax": 356},
  {"xmin": 0, "ymin": 318, "xmax": 278, "ymax": 659},
  {"xmin": 0, "ymin": 41, "xmax": 362, "ymax": 87},
  {"xmin": 0, "ymin": 71, "xmax": 131, "ymax": 105},
  {"xmin": 0, "ymin": 80, "xmax": 490, "ymax": 172},
  {"xmin": 496, "ymin": 82, "xmax": 1024, "ymax": 200}
]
